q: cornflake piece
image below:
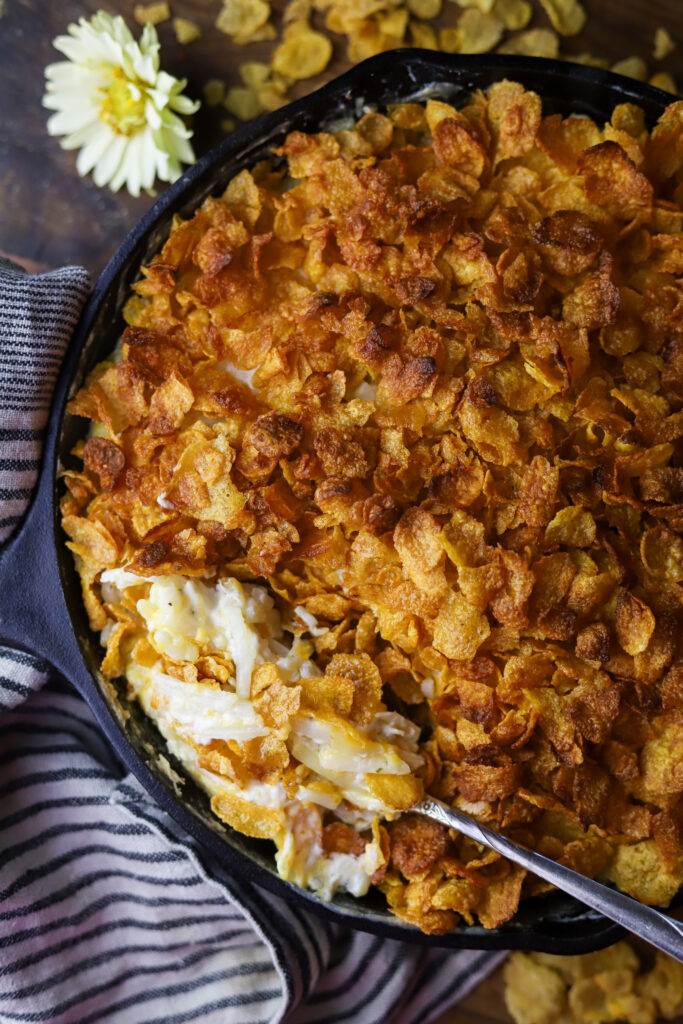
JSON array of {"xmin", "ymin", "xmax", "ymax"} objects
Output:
[
  {"xmin": 650, "ymin": 72, "xmax": 678, "ymax": 95},
  {"xmin": 439, "ymin": 27, "xmax": 461, "ymax": 52},
  {"xmin": 257, "ymin": 79, "xmax": 289, "ymax": 112},
  {"xmin": 539, "ymin": 0, "xmax": 585, "ymax": 36},
  {"xmin": 173, "ymin": 17, "xmax": 201, "ymax": 44},
  {"xmin": 240, "ymin": 62, "xmax": 271, "ymax": 88},
  {"xmin": 611, "ymin": 56, "xmax": 648, "ymax": 81},
  {"xmin": 272, "ymin": 26, "xmax": 333, "ymax": 79},
  {"xmin": 568, "ymin": 974, "xmax": 655, "ymax": 1024},
  {"xmin": 636, "ymin": 951, "xmax": 683, "ymax": 1018},
  {"xmin": 494, "ymin": 0, "xmax": 532, "ymax": 31},
  {"xmin": 572, "ymin": 52, "xmax": 609, "ymax": 68},
  {"xmin": 503, "ymin": 952, "xmax": 568, "ymax": 1024},
  {"xmin": 615, "ymin": 590, "xmax": 656, "ymax": 656},
  {"xmin": 240, "ymin": 23, "xmax": 276, "ymax": 41},
  {"xmin": 449, "ymin": 0, "xmax": 496, "ymax": 10},
  {"xmin": 134, "ymin": 1, "xmax": 171, "ymax": 25},
  {"xmin": 284, "ymin": 0, "xmax": 312, "ymax": 21},
  {"xmin": 456, "ymin": 7, "xmax": 504, "ymax": 53},
  {"xmin": 224, "ymin": 86, "xmax": 263, "ymax": 121},
  {"xmin": 216, "ymin": 0, "xmax": 271, "ymax": 40},
  {"xmin": 653, "ymin": 26, "xmax": 676, "ymax": 61},
  {"xmin": 410, "ymin": 20, "xmax": 439, "ymax": 47},
  {"xmin": 533, "ymin": 944, "xmax": 640, "ymax": 982},
  {"xmin": 498, "ymin": 27, "xmax": 559, "ymax": 57},
  {"xmin": 407, "ymin": 0, "xmax": 441, "ymax": 17},
  {"xmin": 203, "ymin": 79, "xmax": 225, "ymax": 107}
]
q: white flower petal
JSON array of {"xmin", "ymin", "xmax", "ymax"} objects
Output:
[
  {"xmin": 52, "ymin": 35, "xmax": 91, "ymax": 64},
  {"xmin": 139, "ymin": 129, "xmax": 158, "ymax": 191},
  {"xmin": 131, "ymin": 51, "xmax": 158, "ymax": 85},
  {"xmin": 46, "ymin": 107, "xmax": 99, "ymax": 137},
  {"xmin": 154, "ymin": 71, "xmax": 179, "ymax": 96},
  {"xmin": 144, "ymin": 99, "xmax": 162, "ymax": 131},
  {"xmin": 61, "ymin": 121, "xmax": 104, "ymax": 151},
  {"xmin": 159, "ymin": 110, "xmax": 194, "ymax": 139},
  {"xmin": 146, "ymin": 87, "xmax": 170, "ymax": 111},
  {"xmin": 76, "ymin": 122, "xmax": 115, "ymax": 176},
  {"xmin": 44, "ymin": 60, "xmax": 93, "ymax": 84},
  {"xmin": 155, "ymin": 127, "xmax": 195, "ymax": 167},
  {"xmin": 169, "ymin": 94, "xmax": 200, "ymax": 116},
  {"xmin": 93, "ymin": 133, "xmax": 127, "ymax": 188},
  {"xmin": 123, "ymin": 133, "xmax": 144, "ymax": 196},
  {"xmin": 140, "ymin": 23, "xmax": 160, "ymax": 56},
  {"xmin": 109, "ymin": 151, "xmax": 136, "ymax": 193}
]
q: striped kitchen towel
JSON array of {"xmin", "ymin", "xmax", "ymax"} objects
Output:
[{"xmin": 0, "ymin": 256, "xmax": 503, "ymax": 1024}]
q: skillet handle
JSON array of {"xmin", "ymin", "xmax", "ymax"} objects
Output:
[{"xmin": 0, "ymin": 455, "xmax": 87, "ymax": 686}]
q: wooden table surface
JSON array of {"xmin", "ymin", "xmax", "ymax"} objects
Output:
[{"xmin": 1, "ymin": 1, "xmax": 680, "ymax": 1021}]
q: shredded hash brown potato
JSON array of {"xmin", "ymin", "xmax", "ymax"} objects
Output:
[{"xmin": 62, "ymin": 82, "xmax": 683, "ymax": 934}]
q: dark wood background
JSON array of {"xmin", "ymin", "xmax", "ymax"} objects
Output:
[{"xmin": 1, "ymin": 2, "xmax": 681, "ymax": 1021}]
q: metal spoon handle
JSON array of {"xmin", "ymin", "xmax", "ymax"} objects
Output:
[{"xmin": 417, "ymin": 797, "xmax": 683, "ymax": 963}]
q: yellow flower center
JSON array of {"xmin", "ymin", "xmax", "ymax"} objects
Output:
[{"xmin": 99, "ymin": 67, "xmax": 147, "ymax": 136}]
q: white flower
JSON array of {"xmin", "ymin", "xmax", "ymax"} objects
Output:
[{"xmin": 43, "ymin": 11, "xmax": 200, "ymax": 197}]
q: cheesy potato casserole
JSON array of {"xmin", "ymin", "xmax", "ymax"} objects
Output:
[{"xmin": 63, "ymin": 82, "xmax": 683, "ymax": 933}]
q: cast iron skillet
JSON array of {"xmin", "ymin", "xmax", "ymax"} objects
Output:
[{"xmin": 0, "ymin": 51, "xmax": 675, "ymax": 951}]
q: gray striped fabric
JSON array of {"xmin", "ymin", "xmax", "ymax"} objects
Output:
[{"xmin": 0, "ymin": 257, "xmax": 503, "ymax": 1023}]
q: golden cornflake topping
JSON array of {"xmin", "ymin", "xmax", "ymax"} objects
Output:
[{"xmin": 65, "ymin": 83, "xmax": 683, "ymax": 936}]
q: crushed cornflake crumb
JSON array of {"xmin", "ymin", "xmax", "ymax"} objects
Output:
[
  {"xmin": 649, "ymin": 71, "xmax": 677, "ymax": 95},
  {"xmin": 215, "ymin": 0, "xmax": 272, "ymax": 42},
  {"xmin": 653, "ymin": 25, "xmax": 676, "ymax": 61},
  {"xmin": 173, "ymin": 17, "xmax": 202, "ymax": 44},
  {"xmin": 203, "ymin": 79, "xmax": 226, "ymax": 107},
  {"xmin": 504, "ymin": 945, "xmax": 683, "ymax": 1024},
  {"xmin": 611, "ymin": 55, "xmax": 648, "ymax": 81},
  {"xmin": 133, "ymin": 1, "xmax": 171, "ymax": 26},
  {"xmin": 539, "ymin": 0, "xmax": 585, "ymax": 36}
]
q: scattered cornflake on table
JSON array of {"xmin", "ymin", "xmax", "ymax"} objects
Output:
[
  {"xmin": 449, "ymin": 0, "xmax": 496, "ymax": 10},
  {"xmin": 407, "ymin": 0, "xmax": 442, "ymax": 18},
  {"xmin": 409, "ymin": 20, "xmax": 439, "ymax": 47},
  {"xmin": 284, "ymin": 0, "xmax": 313, "ymax": 21},
  {"xmin": 272, "ymin": 22, "xmax": 333, "ymax": 79},
  {"xmin": 203, "ymin": 79, "xmax": 226, "ymax": 106},
  {"xmin": 456, "ymin": 7, "xmax": 504, "ymax": 52},
  {"xmin": 133, "ymin": 1, "xmax": 171, "ymax": 25},
  {"xmin": 611, "ymin": 55, "xmax": 648, "ymax": 81},
  {"xmin": 239, "ymin": 60, "xmax": 290, "ymax": 110},
  {"xmin": 571, "ymin": 51, "xmax": 608, "ymax": 67},
  {"xmin": 650, "ymin": 71, "xmax": 677, "ymax": 94},
  {"xmin": 224, "ymin": 85, "xmax": 263, "ymax": 120},
  {"xmin": 439, "ymin": 26, "xmax": 460, "ymax": 51},
  {"xmin": 216, "ymin": 0, "xmax": 272, "ymax": 42},
  {"xmin": 653, "ymin": 25, "xmax": 676, "ymax": 60},
  {"xmin": 220, "ymin": 117, "xmax": 236, "ymax": 132},
  {"xmin": 504, "ymin": 944, "xmax": 683, "ymax": 1024},
  {"xmin": 497, "ymin": 26, "xmax": 559, "ymax": 56},
  {"xmin": 240, "ymin": 61, "xmax": 271, "ymax": 88},
  {"xmin": 245, "ymin": 23, "xmax": 278, "ymax": 40},
  {"xmin": 173, "ymin": 17, "xmax": 201, "ymax": 43},
  {"xmin": 539, "ymin": 0, "xmax": 585, "ymax": 36},
  {"xmin": 493, "ymin": 0, "xmax": 532, "ymax": 31}
]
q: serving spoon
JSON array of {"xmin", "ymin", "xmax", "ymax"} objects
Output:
[{"xmin": 416, "ymin": 797, "xmax": 683, "ymax": 963}]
